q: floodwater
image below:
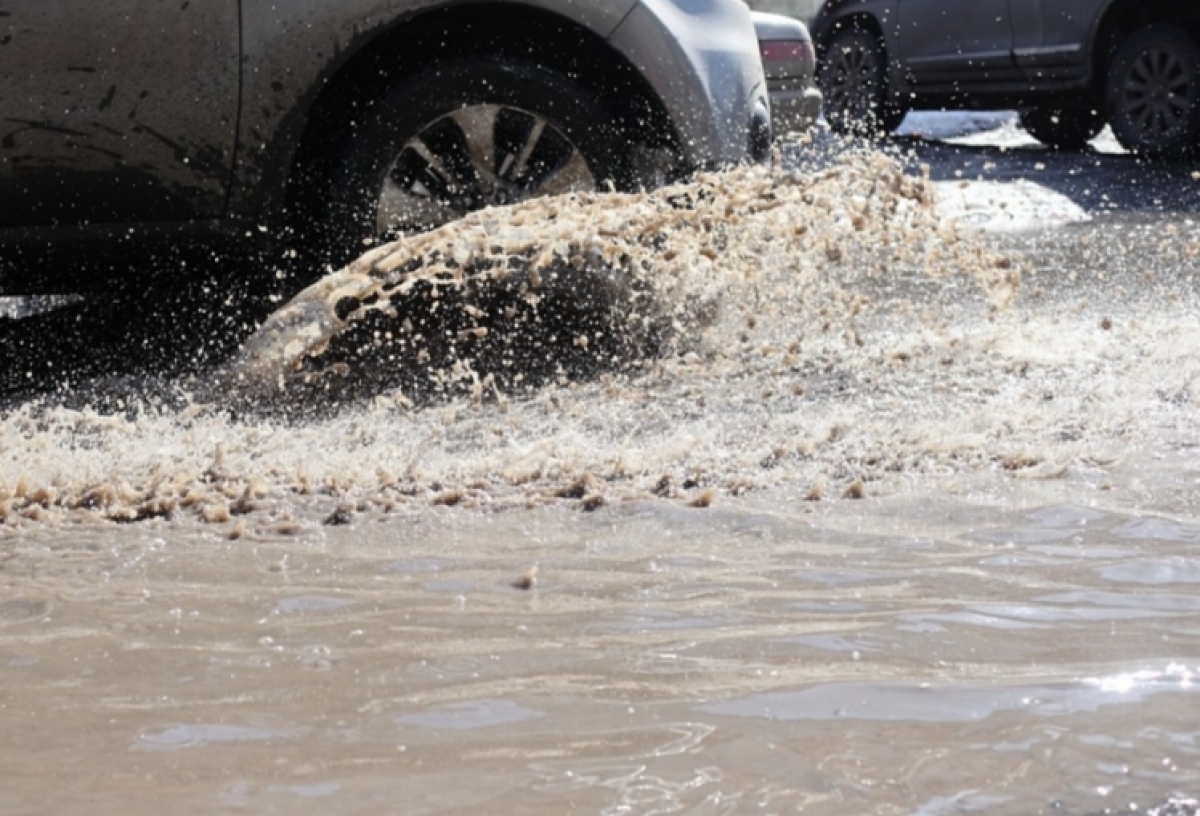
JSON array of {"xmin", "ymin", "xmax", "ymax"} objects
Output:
[{"xmin": 2, "ymin": 141, "xmax": 1199, "ymax": 815}]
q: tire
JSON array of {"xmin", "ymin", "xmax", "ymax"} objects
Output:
[
  {"xmin": 818, "ymin": 28, "xmax": 906, "ymax": 137},
  {"xmin": 302, "ymin": 58, "xmax": 632, "ymax": 268},
  {"xmin": 1106, "ymin": 24, "xmax": 1200, "ymax": 158},
  {"xmin": 1019, "ymin": 105, "xmax": 1106, "ymax": 150}
]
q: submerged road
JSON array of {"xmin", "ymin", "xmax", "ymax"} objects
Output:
[{"xmin": 2, "ymin": 115, "xmax": 1199, "ymax": 816}]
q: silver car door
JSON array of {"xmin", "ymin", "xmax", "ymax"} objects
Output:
[{"xmin": 0, "ymin": 2, "xmax": 239, "ymax": 227}]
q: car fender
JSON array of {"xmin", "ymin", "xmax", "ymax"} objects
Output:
[
  {"xmin": 230, "ymin": 0, "xmax": 638, "ymax": 226},
  {"xmin": 812, "ymin": 0, "xmax": 900, "ymax": 51},
  {"xmin": 809, "ymin": 0, "xmax": 903, "ymax": 96},
  {"xmin": 1084, "ymin": 0, "xmax": 1129, "ymax": 74},
  {"xmin": 610, "ymin": 0, "xmax": 768, "ymax": 168}
]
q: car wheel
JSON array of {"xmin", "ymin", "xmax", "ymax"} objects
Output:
[
  {"xmin": 1106, "ymin": 24, "xmax": 1200, "ymax": 157},
  {"xmin": 818, "ymin": 28, "xmax": 905, "ymax": 137},
  {"xmin": 1019, "ymin": 106, "xmax": 1106, "ymax": 150},
  {"xmin": 305, "ymin": 58, "xmax": 632, "ymax": 266}
]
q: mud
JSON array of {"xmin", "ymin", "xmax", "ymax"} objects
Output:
[
  {"xmin": 220, "ymin": 152, "xmax": 1010, "ymax": 414},
  {"xmin": 2, "ymin": 138, "xmax": 1199, "ymax": 815}
]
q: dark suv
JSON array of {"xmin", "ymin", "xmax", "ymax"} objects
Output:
[{"xmin": 811, "ymin": 0, "xmax": 1200, "ymax": 156}]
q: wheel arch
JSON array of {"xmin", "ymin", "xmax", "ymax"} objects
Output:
[
  {"xmin": 1090, "ymin": 0, "xmax": 1200, "ymax": 83},
  {"xmin": 813, "ymin": 5, "xmax": 908, "ymax": 109},
  {"xmin": 814, "ymin": 11, "xmax": 889, "ymax": 60},
  {"xmin": 278, "ymin": 4, "xmax": 678, "ymax": 232}
]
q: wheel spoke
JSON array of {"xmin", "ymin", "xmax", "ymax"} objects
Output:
[
  {"xmin": 376, "ymin": 178, "xmax": 461, "ymax": 235},
  {"xmin": 501, "ymin": 115, "xmax": 547, "ymax": 183},
  {"xmin": 1125, "ymin": 72, "xmax": 1151, "ymax": 93},
  {"xmin": 833, "ymin": 52, "xmax": 851, "ymax": 80},
  {"xmin": 448, "ymin": 104, "xmax": 503, "ymax": 197},
  {"xmin": 1151, "ymin": 50, "xmax": 1166, "ymax": 76},
  {"xmin": 525, "ymin": 148, "xmax": 592, "ymax": 197},
  {"xmin": 407, "ymin": 140, "xmax": 454, "ymax": 190},
  {"xmin": 421, "ymin": 118, "xmax": 485, "ymax": 200},
  {"xmin": 376, "ymin": 102, "xmax": 596, "ymax": 234},
  {"xmin": 493, "ymin": 108, "xmax": 547, "ymax": 191},
  {"xmin": 1166, "ymin": 72, "xmax": 1192, "ymax": 93}
]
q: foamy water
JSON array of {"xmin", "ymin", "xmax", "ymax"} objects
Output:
[
  {"xmin": 2, "ymin": 147, "xmax": 1199, "ymax": 815},
  {"xmin": 3, "ymin": 152, "xmax": 1025, "ymax": 525}
]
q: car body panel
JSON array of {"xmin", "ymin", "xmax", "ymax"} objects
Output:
[
  {"xmin": 1011, "ymin": 0, "xmax": 1111, "ymax": 74},
  {"xmin": 752, "ymin": 12, "xmax": 823, "ymax": 133},
  {"xmin": 0, "ymin": 1, "xmax": 240, "ymax": 228},
  {"xmin": 611, "ymin": 0, "xmax": 767, "ymax": 166},
  {"xmin": 816, "ymin": 0, "xmax": 1023, "ymax": 85},
  {"xmin": 811, "ymin": 0, "xmax": 1120, "ymax": 95},
  {"xmin": 746, "ymin": 0, "xmax": 823, "ymax": 26},
  {"xmin": 897, "ymin": 0, "xmax": 1020, "ymax": 83},
  {"xmin": 232, "ymin": 0, "xmax": 646, "ymax": 221},
  {"xmin": 236, "ymin": 0, "xmax": 766, "ymax": 219},
  {"xmin": 1, "ymin": 0, "xmax": 766, "ymax": 295}
]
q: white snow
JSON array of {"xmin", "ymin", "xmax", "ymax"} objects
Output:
[
  {"xmin": 894, "ymin": 111, "xmax": 1114, "ymax": 231},
  {"xmin": 932, "ymin": 178, "xmax": 1090, "ymax": 232},
  {"xmin": 896, "ymin": 109, "xmax": 1125, "ymax": 154},
  {"xmin": 896, "ymin": 110, "xmax": 1023, "ymax": 142}
]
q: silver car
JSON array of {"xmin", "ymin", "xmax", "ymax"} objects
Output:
[
  {"xmin": 0, "ymin": 0, "xmax": 770, "ymax": 294},
  {"xmin": 752, "ymin": 10, "xmax": 825, "ymax": 134},
  {"xmin": 748, "ymin": 0, "xmax": 822, "ymax": 25}
]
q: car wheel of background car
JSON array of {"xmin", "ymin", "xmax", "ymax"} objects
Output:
[
  {"xmin": 1019, "ymin": 106, "xmax": 1106, "ymax": 151},
  {"xmin": 304, "ymin": 58, "xmax": 632, "ymax": 267},
  {"xmin": 1106, "ymin": 24, "xmax": 1200, "ymax": 157},
  {"xmin": 818, "ymin": 28, "xmax": 905, "ymax": 137}
]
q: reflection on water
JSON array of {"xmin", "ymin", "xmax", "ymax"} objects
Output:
[
  {"xmin": 136, "ymin": 723, "xmax": 309, "ymax": 751},
  {"xmin": 701, "ymin": 667, "xmax": 1198, "ymax": 723},
  {"xmin": 394, "ymin": 699, "xmax": 544, "ymax": 730}
]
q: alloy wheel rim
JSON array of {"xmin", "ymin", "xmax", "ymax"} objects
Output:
[
  {"xmin": 827, "ymin": 40, "xmax": 880, "ymax": 121},
  {"xmin": 377, "ymin": 104, "xmax": 595, "ymax": 235},
  {"xmin": 1118, "ymin": 45, "xmax": 1196, "ymax": 147}
]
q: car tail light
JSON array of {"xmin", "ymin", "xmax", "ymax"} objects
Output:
[{"xmin": 759, "ymin": 40, "xmax": 815, "ymax": 66}]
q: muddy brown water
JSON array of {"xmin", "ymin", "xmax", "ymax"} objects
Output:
[{"xmin": 2, "ymin": 150, "xmax": 1199, "ymax": 815}]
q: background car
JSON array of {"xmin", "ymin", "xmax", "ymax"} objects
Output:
[
  {"xmin": 752, "ymin": 11, "xmax": 825, "ymax": 134},
  {"xmin": 747, "ymin": 0, "xmax": 823, "ymax": 26},
  {"xmin": 0, "ymin": 0, "xmax": 770, "ymax": 297},
  {"xmin": 810, "ymin": 0, "xmax": 1200, "ymax": 157}
]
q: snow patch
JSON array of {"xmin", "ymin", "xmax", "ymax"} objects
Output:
[
  {"xmin": 897, "ymin": 110, "xmax": 1126, "ymax": 154},
  {"xmin": 934, "ymin": 178, "xmax": 1091, "ymax": 232}
]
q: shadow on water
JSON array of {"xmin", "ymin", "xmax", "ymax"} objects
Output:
[
  {"xmin": 0, "ymin": 246, "xmax": 282, "ymax": 409},
  {"xmin": 0, "ymin": 242, "xmax": 673, "ymax": 419},
  {"xmin": 233, "ymin": 257, "xmax": 673, "ymax": 419}
]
